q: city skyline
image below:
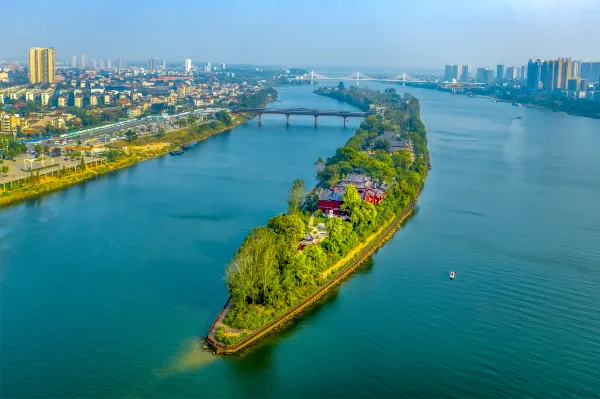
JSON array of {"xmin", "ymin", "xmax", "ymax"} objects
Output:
[{"xmin": 3, "ymin": 0, "xmax": 600, "ymax": 68}]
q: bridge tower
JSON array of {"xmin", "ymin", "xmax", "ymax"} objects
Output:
[
  {"xmin": 311, "ymin": 70, "xmax": 314, "ymax": 85},
  {"xmin": 403, "ymin": 72, "xmax": 406, "ymax": 87},
  {"xmin": 356, "ymin": 71, "xmax": 360, "ymax": 86}
]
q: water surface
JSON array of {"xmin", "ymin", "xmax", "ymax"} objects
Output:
[{"xmin": 1, "ymin": 83, "xmax": 599, "ymax": 398}]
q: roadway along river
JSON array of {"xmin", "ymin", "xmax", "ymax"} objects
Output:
[{"xmin": 1, "ymin": 83, "xmax": 599, "ymax": 398}]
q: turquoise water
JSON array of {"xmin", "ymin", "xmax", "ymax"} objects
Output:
[{"xmin": 1, "ymin": 84, "xmax": 599, "ymax": 398}]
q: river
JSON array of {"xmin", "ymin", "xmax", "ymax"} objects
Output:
[{"xmin": 1, "ymin": 83, "xmax": 599, "ymax": 398}]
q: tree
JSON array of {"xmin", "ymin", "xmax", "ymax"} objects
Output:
[
  {"xmin": 215, "ymin": 110, "xmax": 232, "ymax": 125},
  {"xmin": 373, "ymin": 139, "xmax": 391, "ymax": 152},
  {"xmin": 1, "ymin": 165, "xmax": 8, "ymax": 175},
  {"xmin": 225, "ymin": 227, "xmax": 280, "ymax": 306},
  {"xmin": 287, "ymin": 178, "xmax": 305, "ymax": 214},
  {"xmin": 341, "ymin": 184, "xmax": 377, "ymax": 237},
  {"xmin": 314, "ymin": 157, "xmax": 325, "ymax": 178},
  {"xmin": 34, "ymin": 143, "xmax": 42, "ymax": 154},
  {"xmin": 79, "ymin": 156, "xmax": 87, "ymax": 171},
  {"xmin": 125, "ymin": 129, "xmax": 138, "ymax": 142},
  {"xmin": 338, "ymin": 81, "xmax": 345, "ymax": 89}
]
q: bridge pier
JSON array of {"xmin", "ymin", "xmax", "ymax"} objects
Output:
[
  {"xmin": 258, "ymin": 113, "xmax": 262, "ymax": 124},
  {"xmin": 286, "ymin": 114, "xmax": 290, "ymax": 124},
  {"xmin": 314, "ymin": 115, "xmax": 319, "ymax": 126},
  {"xmin": 343, "ymin": 116, "xmax": 348, "ymax": 127}
]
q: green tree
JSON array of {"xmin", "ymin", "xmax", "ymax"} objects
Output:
[
  {"xmin": 373, "ymin": 139, "xmax": 391, "ymax": 152},
  {"xmin": 34, "ymin": 143, "xmax": 42, "ymax": 154},
  {"xmin": 341, "ymin": 185, "xmax": 377, "ymax": 237},
  {"xmin": 79, "ymin": 156, "xmax": 87, "ymax": 171},
  {"xmin": 125, "ymin": 129, "xmax": 138, "ymax": 142},
  {"xmin": 225, "ymin": 227, "xmax": 280, "ymax": 306},
  {"xmin": 287, "ymin": 178, "xmax": 306, "ymax": 214},
  {"xmin": 215, "ymin": 110, "xmax": 232, "ymax": 125},
  {"xmin": 338, "ymin": 81, "xmax": 345, "ymax": 89},
  {"xmin": 1, "ymin": 165, "xmax": 8, "ymax": 174}
]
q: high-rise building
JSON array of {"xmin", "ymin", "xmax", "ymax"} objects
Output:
[
  {"xmin": 81, "ymin": 54, "xmax": 87, "ymax": 67},
  {"xmin": 527, "ymin": 59, "xmax": 542, "ymax": 90},
  {"xmin": 559, "ymin": 58, "xmax": 572, "ymax": 90},
  {"xmin": 450, "ymin": 64, "xmax": 461, "ymax": 81},
  {"xmin": 476, "ymin": 67, "xmax": 487, "ymax": 82},
  {"xmin": 162, "ymin": 59, "xmax": 166, "ymax": 70},
  {"xmin": 579, "ymin": 79, "xmax": 589, "ymax": 91},
  {"xmin": 107, "ymin": 59, "xmax": 112, "ymax": 69},
  {"xmin": 28, "ymin": 47, "xmax": 56, "ymax": 84},
  {"xmin": 496, "ymin": 64, "xmax": 505, "ymax": 82},
  {"xmin": 505, "ymin": 66, "xmax": 517, "ymax": 80},
  {"xmin": 572, "ymin": 61, "xmax": 580, "ymax": 79},
  {"xmin": 205, "ymin": 61, "xmax": 212, "ymax": 72},
  {"xmin": 444, "ymin": 64, "xmax": 452, "ymax": 80},
  {"xmin": 461, "ymin": 65, "xmax": 470, "ymax": 82},
  {"xmin": 567, "ymin": 78, "xmax": 579, "ymax": 91},
  {"xmin": 519, "ymin": 65, "xmax": 526, "ymax": 80},
  {"xmin": 541, "ymin": 58, "xmax": 572, "ymax": 92},
  {"xmin": 184, "ymin": 58, "xmax": 192, "ymax": 73},
  {"xmin": 541, "ymin": 60, "xmax": 554, "ymax": 91},
  {"xmin": 483, "ymin": 69, "xmax": 496, "ymax": 83},
  {"xmin": 148, "ymin": 58, "xmax": 157, "ymax": 72},
  {"xmin": 92, "ymin": 60, "xmax": 97, "ymax": 68},
  {"xmin": 221, "ymin": 63, "xmax": 226, "ymax": 70},
  {"xmin": 71, "ymin": 55, "xmax": 77, "ymax": 67},
  {"xmin": 579, "ymin": 62, "xmax": 600, "ymax": 82},
  {"xmin": 99, "ymin": 59, "xmax": 105, "ymax": 70}
]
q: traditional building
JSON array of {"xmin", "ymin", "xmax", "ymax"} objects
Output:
[{"xmin": 317, "ymin": 173, "xmax": 387, "ymax": 216}]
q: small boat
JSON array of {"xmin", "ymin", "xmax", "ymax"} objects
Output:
[
  {"xmin": 516, "ymin": 116, "xmax": 522, "ymax": 119},
  {"xmin": 169, "ymin": 148, "xmax": 184, "ymax": 156},
  {"xmin": 450, "ymin": 271, "xmax": 456, "ymax": 280}
]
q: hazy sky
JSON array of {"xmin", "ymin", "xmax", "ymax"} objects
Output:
[{"xmin": 4, "ymin": 0, "xmax": 600, "ymax": 69}]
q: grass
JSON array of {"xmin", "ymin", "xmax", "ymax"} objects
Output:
[{"xmin": 214, "ymin": 327, "xmax": 248, "ymax": 346}]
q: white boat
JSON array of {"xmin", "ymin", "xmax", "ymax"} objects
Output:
[{"xmin": 450, "ymin": 271, "xmax": 456, "ymax": 280}]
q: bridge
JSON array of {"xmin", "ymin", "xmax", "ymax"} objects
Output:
[
  {"xmin": 289, "ymin": 71, "xmax": 487, "ymax": 87},
  {"xmin": 230, "ymin": 107, "xmax": 371, "ymax": 126}
]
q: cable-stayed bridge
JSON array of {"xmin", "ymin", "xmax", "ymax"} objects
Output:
[
  {"xmin": 299, "ymin": 71, "xmax": 426, "ymax": 83},
  {"xmin": 293, "ymin": 71, "xmax": 487, "ymax": 86}
]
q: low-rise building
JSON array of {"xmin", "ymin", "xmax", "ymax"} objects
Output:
[
  {"xmin": 127, "ymin": 106, "xmax": 143, "ymax": 118},
  {"xmin": 74, "ymin": 96, "xmax": 83, "ymax": 108},
  {"xmin": 58, "ymin": 96, "xmax": 67, "ymax": 107},
  {"xmin": 41, "ymin": 90, "xmax": 52, "ymax": 106},
  {"xmin": 90, "ymin": 95, "xmax": 98, "ymax": 106},
  {"xmin": 1, "ymin": 113, "xmax": 22, "ymax": 135}
]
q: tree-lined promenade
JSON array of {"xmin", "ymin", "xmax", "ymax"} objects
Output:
[{"xmin": 208, "ymin": 86, "xmax": 429, "ymax": 351}]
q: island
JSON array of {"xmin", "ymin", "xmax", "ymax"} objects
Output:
[{"xmin": 206, "ymin": 86, "xmax": 429, "ymax": 354}]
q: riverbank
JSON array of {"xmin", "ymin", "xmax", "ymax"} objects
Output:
[
  {"xmin": 0, "ymin": 115, "xmax": 249, "ymax": 208},
  {"xmin": 207, "ymin": 88, "xmax": 429, "ymax": 353},
  {"xmin": 404, "ymin": 82, "xmax": 600, "ymax": 119}
]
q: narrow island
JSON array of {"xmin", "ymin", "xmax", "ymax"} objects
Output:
[
  {"xmin": 0, "ymin": 88, "xmax": 277, "ymax": 208},
  {"xmin": 206, "ymin": 86, "xmax": 429, "ymax": 354}
]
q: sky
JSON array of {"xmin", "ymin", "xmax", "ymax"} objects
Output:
[{"xmin": 3, "ymin": 0, "xmax": 600, "ymax": 70}]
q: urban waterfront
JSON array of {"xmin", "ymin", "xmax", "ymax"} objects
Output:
[{"xmin": 1, "ymin": 83, "xmax": 600, "ymax": 397}]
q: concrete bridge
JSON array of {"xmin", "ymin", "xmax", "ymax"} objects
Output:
[{"xmin": 230, "ymin": 107, "xmax": 372, "ymax": 126}]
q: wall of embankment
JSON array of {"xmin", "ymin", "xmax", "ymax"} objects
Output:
[{"xmin": 206, "ymin": 189, "xmax": 422, "ymax": 355}]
